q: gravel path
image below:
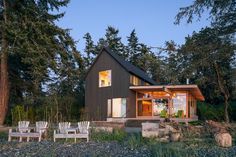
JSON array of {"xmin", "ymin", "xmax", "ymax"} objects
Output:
[{"xmin": 0, "ymin": 140, "xmax": 151, "ymax": 157}]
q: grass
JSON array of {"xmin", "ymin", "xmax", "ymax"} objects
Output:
[
  {"xmin": 90, "ymin": 128, "xmax": 236, "ymax": 157},
  {"xmin": 0, "ymin": 131, "xmax": 8, "ymax": 140},
  {"xmin": 91, "ymin": 129, "xmax": 127, "ymax": 142}
]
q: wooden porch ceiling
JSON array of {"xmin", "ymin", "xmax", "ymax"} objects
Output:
[{"xmin": 129, "ymin": 84, "xmax": 205, "ymax": 101}]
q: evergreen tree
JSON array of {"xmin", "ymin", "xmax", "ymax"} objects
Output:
[
  {"xmin": 127, "ymin": 29, "xmax": 140, "ymax": 63},
  {"xmin": 83, "ymin": 32, "xmax": 96, "ymax": 69},
  {"xmin": 101, "ymin": 26, "xmax": 127, "ymax": 58},
  {"xmin": 0, "ymin": 0, "xmax": 82, "ymax": 124}
]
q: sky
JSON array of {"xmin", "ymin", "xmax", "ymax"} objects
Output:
[{"xmin": 56, "ymin": 0, "xmax": 211, "ymax": 52}]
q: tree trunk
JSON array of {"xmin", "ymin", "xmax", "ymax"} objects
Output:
[
  {"xmin": 0, "ymin": 0, "xmax": 9, "ymax": 125},
  {"xmin": 214, "ymin": 62, "xmax": 230, "ymax": 123}
]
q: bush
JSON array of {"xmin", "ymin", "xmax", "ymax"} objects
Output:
[
  {"xmin": 197, "ymin": 101, "xmax": 236, "ymax": 122},
  {"xmin": 197, "ymin": 102, "xmax": 224, "ymax": 121},
  {"xmin": 126, "ymin": 133, "xmax": 148, "ymax": 149},
  {"xmin": 0, "ymin": 132, "xmax": 7, "ymax": 140},
  {"xmin": 160, "ymin": 110, "xmax": 167, "ymax": 118},
  {"xmin": 91, "ymin": 129, "xmax": 127, "ymax": 142}
]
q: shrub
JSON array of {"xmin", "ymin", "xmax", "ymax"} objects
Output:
[
  {"xmin": 197, "ymin": 102, "xmax": 224, "ymax": 121},
  {"xmin": 91, "ymin": 129, "xmax": 127, "ymax": 142},
  {"xmin": 126, "ymin": 133, "xmax": 147, "ymax": 149},
  {"xmin": 198, "ymin": 101, "xmax": 236, "ymax": 122},
  {"xmin": 160, "ymin": 110, "xmax": 167, "ymax": 118}
]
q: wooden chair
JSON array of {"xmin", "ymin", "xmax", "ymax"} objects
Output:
[
  {"xmin": 8, "ymin": 121, "xmax": 46, "ymax": 142},
  {"xmin": 36, "ymin": 121, "xmax": 48, "ymax": 136},
  {"xmin": 53, "ymin": 122, "xmax": 71, "ymax": 142},
  {"xmin": 23, "ymin": 121, "xmax": 48, "ymax": 142},
  {"xmin": 8, "ymin": 121, "xmax": 30, "ymax": 142},
  {"xmin": 18, "ymin": 121, "xmax": 30, "ymax": 133},
  {"xmin": 53, "ymin": 121, "xmax": 90, "ymax": 142},
  {"xmin": 77, "ymin": 121, "xmax": 90, "ymax": 142}
]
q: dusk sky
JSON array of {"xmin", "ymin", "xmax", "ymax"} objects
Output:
[{"xmin": 57, "ymin": 0, "xmax": 211, "ymax": 52}]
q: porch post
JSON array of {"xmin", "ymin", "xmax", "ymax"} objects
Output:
[
  {"xmin": 168, "ymin": 98, "xmax": 171, "ymax": 118},
  {"xmin": 186, "ymin": 92, "xmax": 189, "ymax": 118},
  {"xmin": 135, "ymin": 92, "xmax": 137, "ymax": 117}
]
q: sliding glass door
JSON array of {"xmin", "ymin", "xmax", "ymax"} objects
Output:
[{"xmin": 107, "ymin": 98, "xmax": 126, "ymax": 118}]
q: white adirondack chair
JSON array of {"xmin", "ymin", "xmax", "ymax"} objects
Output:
[
  {"xmin": 77, "ymin": 121, "xmax": 90, "ymax": 142},
  {"xmin": 8, "ymin": 121, "xmax": 47, "ymax": 142},
  {"xmin": 8, "ymin": 121, "xmax": 30, "ymax": 142},
  {"xmin": 36, "ymin": 121, "xmax": 48, "ymax": 135},
  {"xmin": 18, "ymin": 121, "xmax": 30, "ymax": 133},
  {"xmin": 53, "ymin": 121, "xmax": 90, "ymax": 142},
  {"xmin": 53, "ymin": 122, "xmax": 71, "ymax": 142}
]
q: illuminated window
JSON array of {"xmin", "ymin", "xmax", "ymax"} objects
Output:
[
  {"xmin": 144, "ymin": 82, "xmax": 150, "ymax": 86},
  {"xmin": 99, "ymin": 70, "xmax": 111, "ymax": 87},
  {"xmin": 130, "ymin": 75, "xmax": 139, "ymax": 85},
  {"xmin": 172, "ymin": 93, "xmax": 187, "ymax": 116}
]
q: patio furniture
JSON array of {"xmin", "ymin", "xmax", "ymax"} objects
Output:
[
  {"xmin": 8, "ymin": 121, "xmax": 30, "ymax": 142},
  {"xmin": 53, "ymin": 121, "xmax": 90, "ymax": 142},
  {"xmin": 8, "ymin": 121, "xmax": 46, "ymax": 142},
  {"xmin": 36, "ymin": 121, "xmax": 48, "ymax": 137}
]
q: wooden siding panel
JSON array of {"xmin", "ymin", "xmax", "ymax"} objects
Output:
[{"xmin": 85, "ymin": 50, "xmax": 131, "ymax": 120}]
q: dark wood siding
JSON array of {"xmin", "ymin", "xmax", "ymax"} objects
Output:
[{"xmin": 85, "ymin": 50, "xmax": 132, "ymax": 120}]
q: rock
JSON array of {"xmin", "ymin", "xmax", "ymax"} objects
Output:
[
  {"xmin": 158, "ymin": 128, "xmax": 169, "ymax": 137},
  {"xmin": 142, "ymin": 123, "xmax": 159, "ymax": 131},
  {"xmin": 170, "ymin": 132, "xmax": 181, "ymax": 142},
  {"xmin": 142, "ymin": 131, "xmax": 159, "ymax": 138},
  {"xmin": 214, "ymin": 132, "xmax": 232, "ymax": 148},
  {"xmin": 93, "ymin": 126, "xmax": 113, "ymax": 133},
  {"xmin": 142, "ymin": 122, "xmax": 159, "ymax": 138},
  {"xmin": 206, "ymin": 120, "xmax": 228, "ymax": 133},
  {"xmin": 165, "ymin": 125, "xmax": 177, "ymax": 132},
  {"xmin": 156, "ymin": 136, "xmax": 169, "ymax": 142}
]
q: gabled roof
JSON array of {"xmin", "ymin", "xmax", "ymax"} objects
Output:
[{"xmin": 86, "ymin": 47, "xmax": 157, "ymax": 85}]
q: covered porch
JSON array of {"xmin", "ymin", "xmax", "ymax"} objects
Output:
[{"xmin": 130, "ymin": 85, "xmax": 204, "ymax": 120}]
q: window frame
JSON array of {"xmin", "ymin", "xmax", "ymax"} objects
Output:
[{"xmin": 99, "ymin": 70, "xmax": 112, "ymax": 88}]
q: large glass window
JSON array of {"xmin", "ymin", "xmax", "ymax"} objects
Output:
[
  {"xmin": 153, "ymin": 99, "xmax": 168, "ymax": 117},
  {"xmin": 99, "ymin": 70, "xmax": 111, "ymax": 87},
  {"xmin": 107, "ymin": 98, "xmax": 126, "ymax": 117},
  {"xmin": 172, "ymin": 93, "xmax": 187, "ymax": 117}
]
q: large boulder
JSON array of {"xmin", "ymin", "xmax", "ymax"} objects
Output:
[
  {"xmin": 214, "ymin": 132, "xmax": 232, "ymax": 148},
  {"xmin": 170, "ymin": 131, "xmax": 181, "ymax": 142},
  {"xmin": 142, "ymin": 122, "xmax": 159, "ymax": 138}
]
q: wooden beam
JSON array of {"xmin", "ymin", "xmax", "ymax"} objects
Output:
[{"xmin": 135, "ymin": 92, "xmax": 137, "ymax": 118}]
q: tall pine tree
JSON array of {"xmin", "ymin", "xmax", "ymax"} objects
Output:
[{"xmin": 0, "ymin": 0, "xmax": 82, "ymax": 124}]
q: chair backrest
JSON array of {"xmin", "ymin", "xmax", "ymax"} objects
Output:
[
  {"xmin": 36, "ymin": 121, "xmax": 48, "ymax": 133},
  {"xmin": 78, "ymin": 121, "xmax": 90, "ymax": 134},
  {"xmin": 58, "ymin": 122, "xmax": 71, "ymax": 134},
  {"xmin": 18, "ymin": 121, "xmax": 30, "ymax": 132}
]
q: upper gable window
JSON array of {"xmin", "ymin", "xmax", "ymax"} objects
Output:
[
  {"xmin": 99, "ymin": 70, "xmax": 112, "ymax": 87},
  {"xmin": 130, "ymin": 75, "xmax": 140, "ymax": 85}
]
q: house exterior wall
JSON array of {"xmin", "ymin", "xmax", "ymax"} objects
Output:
[{"xmin": 85, "ymin": 50, "xmax": 136, "ymax": 120}]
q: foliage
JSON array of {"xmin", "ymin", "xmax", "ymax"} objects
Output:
[
  {"xmin": 0, "ymin": 132, "xmax": 7, "ymax": 140},
  {"xmin": 175, "ymin": 0, "xmax": 236, "ymax": 36},
  {"xmin": 177, "ymin": 110, "xmax": 184, "ymax": 118},
  {"xmin": 197, "ymin": 101, "xmax": 236, "ymax": 122},
  {"xmin": 126, "ymin": 133, "xmax": 149, "ymax": 150},
  {"xmin": 160, "ymin": 110, "xmax": 167, "ymax": 118},
  {"xmin": 91, "ymin": 129, "xmax": 127, "ymax": 142},
  {"xmin": 0, "ymin": 0, "xmax": 84, "ymax": 124}
]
